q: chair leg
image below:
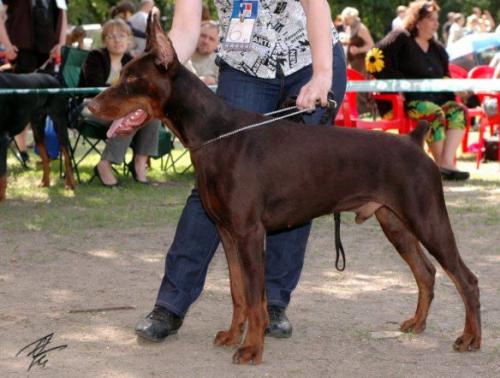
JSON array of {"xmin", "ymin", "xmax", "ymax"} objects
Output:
[
  {"xmin": 462, "ymin": 116, "xmax": 471, "ymax": 153},
  {"xmin": 8, "ymin": 137, "xmax": 29, "ymax": 169},
  {"xmin": 72, "ymin": 136, "xmax": 105, "ymax": 183},
  {"xmin": 476, "ymin": 118, "xmax": 488, "ymax": 169}
]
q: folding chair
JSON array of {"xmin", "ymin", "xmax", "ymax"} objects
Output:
[
  {"xmin": 155, "ymin": 120, "xmax": 192, "ymax": 174},
  {"xmin": 7, "ymin": 136, "xmax": 29, "ymax": 168},
  {"xmin": 448, "ymin": 63, "xmax": 486, "ymax": 154},
  {"xmin": 335, "ymin": 68, "xmax": 410, "ymax": 134},
  {"xmin": 468, "ymin": 65, "xmax": 500, "ymax": 168},
  {"xmin": 59, "ymin": 46, "xmax": 108, "ymax": 183},
  {"xmin": 151, "ymin": 124, "xmax": 175, "ymax": 170}
]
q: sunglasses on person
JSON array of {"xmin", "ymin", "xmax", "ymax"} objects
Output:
[{"xmin": 105, "ymin": 33, "xmax": 129, "ymax": 41}]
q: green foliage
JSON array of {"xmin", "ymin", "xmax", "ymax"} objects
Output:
[
  {"xmin": 68, "ymin": 0, "xmax": 178, "ymax": 26},
  {"xmin": 68, "ymin": 0, "xmax": 499, "ymax": 44},
  {"xmin": 328, "ymin": 0, "xmax": 499, "ymax": 42}
]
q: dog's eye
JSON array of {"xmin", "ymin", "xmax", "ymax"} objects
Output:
[{"xmin": 126, "ymin": 76, "xmax": 138, "ymax": 84}]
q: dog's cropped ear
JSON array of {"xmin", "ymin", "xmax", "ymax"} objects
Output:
[{"xmin": 146, "ymin": 11, "xmax": 179, "ymax": 73}]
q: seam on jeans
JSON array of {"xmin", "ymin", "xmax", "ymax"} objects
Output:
[{"xmin": 189, "ymin": 228, "xmax": 220, "ymax": 302}]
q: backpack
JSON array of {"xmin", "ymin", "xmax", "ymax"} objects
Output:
[{"xmin": 34, "ymin": 116, "xmax": 60, "ymax": 160}]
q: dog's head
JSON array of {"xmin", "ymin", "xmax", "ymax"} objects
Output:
[{"xmin": 88, "ymin": 13, "xmax": 179, "ymax": 138}]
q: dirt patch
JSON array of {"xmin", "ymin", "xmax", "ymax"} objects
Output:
[{"xmin": 1, "ymin": 173, "xmax": 499, "ymax": 377}]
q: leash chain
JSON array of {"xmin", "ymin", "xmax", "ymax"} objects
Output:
[
  {"xmin": 191, "ymin": 97, "xmax": 337, "ymax": 151},
  {"xmin": 190, "ymin": 106, "xmax": 316, "ymax": 151}
]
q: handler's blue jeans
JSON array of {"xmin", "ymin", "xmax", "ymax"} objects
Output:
[{"xmin": 156, "ymin": 43, "xmax": 346, "ymax": 317}]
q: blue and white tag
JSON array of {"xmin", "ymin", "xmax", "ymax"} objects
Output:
[
  {"xmin": 55, "ymin": 0, "xmax": 68, "ymax": 10},
  {"xmin": 222, "ymin": 1, "xmax": 258, "ymax": 51}
]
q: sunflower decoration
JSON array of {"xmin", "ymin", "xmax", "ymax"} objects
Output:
[{"xmin": 365, "ymin": 47, "xmax": 385, "ymax": 74}]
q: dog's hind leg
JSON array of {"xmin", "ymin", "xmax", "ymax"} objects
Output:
[
  {"xmin": 375, "ymin": 207, "xmax": 436, "ymax": 334},
  {"xmin": 31, "ymin": 114, "xmax": 51, "ymax": 188},
  {"xmin": 214, "ymin": 226, "xmax": 247, "ymax": 348},
  {"xmin": 0, "ymin": 133, "xmax": 8, "ymax": 201},
  {"xmin": 230, "ymin": 224, "xmax": 267, "ymax": 365},
  {"xmin": 404, "ymin": 196, "xmax": 481, "ymax": 352}
]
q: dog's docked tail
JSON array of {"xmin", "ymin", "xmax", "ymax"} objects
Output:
[{"xmin": 408, "ymin": 120, "xmax": 430, "ymax": 149}]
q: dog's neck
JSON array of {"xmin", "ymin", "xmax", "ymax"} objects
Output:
[{"xmin": 162, "ymin": 66, "xmax": 244, "ymax": 149}]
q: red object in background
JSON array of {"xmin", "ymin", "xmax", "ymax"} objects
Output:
[
  {"xmin": 334, "ymin": 68, "xmax": 410, "ymax": 134},
  {"xmin": 468, "ymin": 65, "xmax": 500, "ymax": 168}
]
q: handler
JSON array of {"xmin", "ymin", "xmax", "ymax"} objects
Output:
[{"xmin": 136, "ymin": 0, "xmax": 347, "ymax": 341}]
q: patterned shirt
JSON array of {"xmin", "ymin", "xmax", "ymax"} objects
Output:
[{"xmin": 215, "ymin": 0, "xmax": 339, "ymax": 79}]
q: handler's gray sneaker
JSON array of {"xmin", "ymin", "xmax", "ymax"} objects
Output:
[
  {"xmin": 135, "ymin": 306, "xmax": 183, "ymax": 342},
  {"xmin": 265, "ymin": 305, "xmax": 292, "ymax": 338}
]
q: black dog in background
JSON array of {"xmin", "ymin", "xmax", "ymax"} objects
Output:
[{"xmin": 0, "ymin": 72, "xmax": 75, "ymax": 202}]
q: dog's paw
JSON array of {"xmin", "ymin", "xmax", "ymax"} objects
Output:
[
  {"xmin": 400, "ymin": 317, "xmax": 426, "ymax": 334},
  {"xmin": 453, "ymin": 334, "xmax": 481, "ymax": 352},
  {"xmin": 232, "ymin": 344, "xmax": 263, "ymax": 365},
  {"xmin": 39, "ymin": 179, "xmax": 50, "ymax": 188},
  {"xmin": 214, "ymin": 330, "xmax": 241, "ymax": 347},
  {"xmin": 64, "ymin": 177, "xmax": 76, "ymax": 190}
]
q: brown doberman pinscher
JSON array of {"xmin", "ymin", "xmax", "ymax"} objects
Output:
[{"xmin": 88, "ymin": 15, "xmax": 481, "ymax": 364}]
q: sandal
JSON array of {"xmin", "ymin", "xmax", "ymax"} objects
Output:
[
  {"xmin": 127, "ymin": 161, "xmax": 149, "ymax": 185},
  {"xmin": 93, "ymin": 165, "xmax": 119, "ymax": 187}
]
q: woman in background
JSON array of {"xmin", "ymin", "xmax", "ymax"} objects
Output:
[
  {"xmin": 79, "ymin": 18, "xmax": 159, "ymax": 186},
  {"xmin": 369, "ymin": 0, "xmax": 469, "ymax": 180}
]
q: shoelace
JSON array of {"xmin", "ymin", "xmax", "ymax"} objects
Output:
[
  {"xmin": 267, "ymin": 307, "xmax": 284, "ymax": 320},
  {"xmin": 148, "ymin": 307, "xmax": 172, "ymax": 322}
]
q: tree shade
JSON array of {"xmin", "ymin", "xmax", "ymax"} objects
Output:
[{"xmin": 68, "ymin": 0, "xmax": 499, "ymax": 43}]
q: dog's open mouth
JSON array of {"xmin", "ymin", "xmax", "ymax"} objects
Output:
[{"xmin": 107, "ymin": 109, "xmax": 149, "ymax": 138}]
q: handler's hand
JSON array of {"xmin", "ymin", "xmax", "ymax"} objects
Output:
[
  {"xmin": 296, "ymin": 73, "xmax": 332, "ymax": 110},
  {"xmin": 4, "ymin": 44, "xmax": 18, "ymax": 61},
  {"xmin": 50, "ymin": 43, "xmax": 63, "ymax": 60}
]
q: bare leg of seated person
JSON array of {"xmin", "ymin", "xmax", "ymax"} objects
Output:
[
  {"xmin": 429, "ymin": 128, "xmax": 464, "ymax": 170},
  {"xmin": 133, "ymin": 154, "xmax": 148, "ymax": 183},
  {"xmin": 96, "ymin": 159, "xmax": 119, "ymax": 186}
]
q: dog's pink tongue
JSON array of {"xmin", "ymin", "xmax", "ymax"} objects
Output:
[
  {"xmin": 107, "ymin": 116, "xmax": 128, "ymax": 138},
  {"xmin": 107, "ymin": 109, "xmax": 148, "ymax": 138}
]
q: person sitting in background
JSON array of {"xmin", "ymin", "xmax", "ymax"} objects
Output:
[
  {"xmin": 465, "ymin": 14, "xmax": 482, "ymax": 35},
  {"xmin": 110, "ymin": 1, "xmax": 135, "ymax": 21},
  {"xmin": 341, "ymin": 7, "xmax": 373, "ymax": 76},
  {"xmin": 128, "ymin": 0, "xmax": 156, "ymax": 56},
  {"xmin": 201, "ymin": 3, "xmax": 211, "ymax": 22},
  {"xmin": 441, "ymin": 11, "xmax": 455, "ymax": 45},
  {"xmin": 367, "ymin": 0, "xmax": 469, "ymax": 181},
  {"xmin": 66, "ymin": 26, "xmax": 86, "ymax": 50},
  {"xmin": 447, "ymin": 13, "xmax": 465, "ymax": 46},
  {"xmin": 189, "ymin": 20, "xmax": 219, "ymax": 85},
  {"xmin": 480, "ymin": 10, "xmax": 495, "ymax": 32},
  {"xmin": 392, "ymin": 5, "xmax": 407, "ymax": 30},
  {"xmin": 79, "ymin": 18, "xmax": 159, "ymax": 186},
  {"xmin": 469, "ymin": 7, "xmax": 495, "ymax": 33},
  {"xmin": 341, "ymin": 6, "xmax": 373, "ymax": 114},
  {"xmin": 110, "ymin": 0, "xmax": 148, "ymax": 51}
]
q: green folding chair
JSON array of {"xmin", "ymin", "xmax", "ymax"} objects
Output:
[
  {"xmin": 60, "ymin": 46, "xmax": 108, "ymax": 183},
  {"xmin": 151, "ymin": 124, "xmax": 194, "ymax": 174}
]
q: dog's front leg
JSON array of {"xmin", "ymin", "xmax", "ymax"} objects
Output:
[
  {"xmin": 60, "ymin": 146, "xmax": 76, "ymax": 190},
  {"xmin": 230, "ymin": 224, "xmax": 267, "ymax": 365},
  {"xmin": 51, "ymin": 101, "xmax": 76, "ymax": 190},
  {"xmin": 214, "ymin": 226, "xmax": 247, "ymax": 347}
]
